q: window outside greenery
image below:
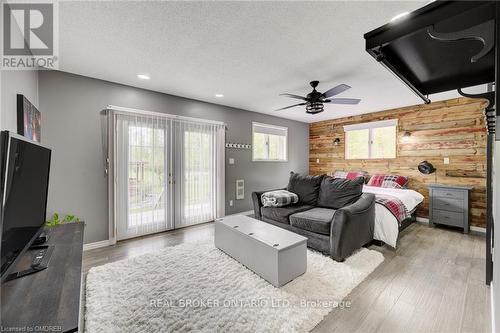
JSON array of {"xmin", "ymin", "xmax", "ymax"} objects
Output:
[
  {"xmin": 184, "ymin": 131, "xmax": 212, "ymax": 207},
  {"xmin": 346, "ymin": 129, "xmax": 369, "ymax": 159},
  {"xmin": 345, "ymin": 123, "xmax": 396, "ymax": 159},
  {"xmin": 252, "ymin": 123, "xmax": 287, "ymax": 161},
  {"xmin": 372, "ymin": 126, "xmax": 396, "ymax": 158},
  {"xmin": 128, "ymin": 126, "xmax": 165, "ymax": 217}
]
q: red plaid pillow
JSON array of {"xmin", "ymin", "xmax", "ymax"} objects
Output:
[
  {"xmin": 367, "ymin": 174, "xmax": 408, "ymax": 189},
  {"xmin": 333, "ymin": 170, "xmax": 367, "ymax": 181}
]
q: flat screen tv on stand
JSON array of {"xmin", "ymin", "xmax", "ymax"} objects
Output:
[{"xmin": 0, "ymin": 131, "xmax": 53, "ymax": 283}]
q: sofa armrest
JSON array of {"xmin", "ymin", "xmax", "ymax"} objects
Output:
[
  {"xmin": 337, "ymin": 193, "xmax": 375, "ymax": 216},
  {"xmin": 329, "ymin": 193, "xmax": 376, "ymax": 261},
  {"xmin": 251, "ymin": 188, "xmax": 285, "ymax": 220}
]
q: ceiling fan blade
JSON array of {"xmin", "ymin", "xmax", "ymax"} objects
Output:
[
  {"xmin": 322, "ymin": 84, "xmax": 351, "ymax": 98},
  {"xmin": 280, "ymin": 93, "xmax": 308, "ymax": 101},
  {"xmin": 328, "ymin": 98, "xmax": 361, "ymax": 105},
  {"xmin": 275, "ymin": 103, "xmax": 307, "ymax": 111}
]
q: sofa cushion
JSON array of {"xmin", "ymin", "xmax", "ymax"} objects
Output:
[
  {"xmin": 261, "ymin": 204, "xmax": 314, "ymax": 224},
  {"xmin": 289, "ymin": 208, "xmax": 336, "ymax": 236},
  {"xmin": 317, "ymin": 176, "xmax": 364, "ymax": 209},
  {"xmin": 286, "ymin": 172, "xmax": 324, "ymax": 205}
]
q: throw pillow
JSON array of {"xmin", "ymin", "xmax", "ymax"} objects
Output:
[
  {"xmin": 333, "ymin": 170, "xmax": 368, "ymax": 182},
  {"xmin": 367, "ymin": 174, "xmax": 409, "ymax": 189}
]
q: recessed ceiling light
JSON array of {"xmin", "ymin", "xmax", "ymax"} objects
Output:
[
  {"xmin": 215, "ymin": 94, "xmax": 224, "ymax": 98},
  {"xmin": 137, "ymin": 74, "xmax": 150, "ymax": 80},
  {"xmin": 390, "ymin": 11, "xmax": 410, "ymax": 22}
]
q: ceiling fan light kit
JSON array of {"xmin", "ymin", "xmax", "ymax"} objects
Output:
[
  {"xmin": 306, "ymin": 102, "xmax": 324, "ymax": 114},
  {"xmin": 277, "ymin": 80, "xmax": 361, "ymax": 114}
]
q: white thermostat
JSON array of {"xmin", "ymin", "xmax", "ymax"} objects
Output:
[{"xmin": 236, "ymin": 179, "xmax": 244, "ymax": 200}]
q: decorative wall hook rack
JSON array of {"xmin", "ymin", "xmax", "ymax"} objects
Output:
[{"xmin": 225, "ymin": 143, "xmax": 251, "ymax": 149}]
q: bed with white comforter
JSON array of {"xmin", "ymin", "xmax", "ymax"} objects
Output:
[{"xmin": 362, "ymin": 186, "xmax": 424, "ymax": 247}]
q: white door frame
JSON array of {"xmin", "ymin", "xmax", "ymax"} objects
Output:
[{"xmin": 105, "ymin": 105, "xmax": 226, "ymax": 244}]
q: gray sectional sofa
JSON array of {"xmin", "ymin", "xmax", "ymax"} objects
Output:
[{"xmin": 252, "ymin": 172, "xmax": 375, "ymax": 261}]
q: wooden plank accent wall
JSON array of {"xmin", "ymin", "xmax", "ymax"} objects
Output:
[{"xmin": 309, "ymin": 98, "xmax": 488, "ymax": 228}]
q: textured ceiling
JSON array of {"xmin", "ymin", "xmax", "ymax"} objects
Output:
[{"xmin": 56, "ymin": 1, "xmax": 460, "ymax": 123}]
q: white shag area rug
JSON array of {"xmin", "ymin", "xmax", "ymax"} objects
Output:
[{"xmin": 85, "ymin": 241, "xmax": 383, "ymax": 333}]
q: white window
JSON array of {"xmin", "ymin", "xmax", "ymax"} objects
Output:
[
  {"xmin": 344, "ymin": 119, "xmax": 397, "ymax": 159},
  {"xmin": 252, "ymin": 122, "xmax": 288, "ymax": 161}
]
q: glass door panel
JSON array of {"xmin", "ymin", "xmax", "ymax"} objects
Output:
[
  {"xmin": 116, "ymin": 116, "xmax": 172, "ymax": 240},
  {"xmin": 173, "ymin": 122, "xmax": 217, "ymax": 228}
]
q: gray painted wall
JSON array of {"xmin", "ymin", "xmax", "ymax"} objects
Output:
[
  {"xmin": 39, "ymin": 71, "xmax": 309, "ymax": 244},
  {"xmin": 1, "ymin": 70, "xmax": 39, "ymax": 132},
  {"xmin": 0, "ymin": 15, "xmax": 38, "ymax": 132}
]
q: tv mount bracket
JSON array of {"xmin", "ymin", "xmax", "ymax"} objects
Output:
[
  {"xmin": 427, "ymin": 20, "xmax": 495, "ymax": 63},
  {"xmin": 373, "ymin": 48, "xmax": 431, "ymax": 105},
  {"xmin": 427, "ymin": 20, "xmax": 496, "ymax": 134}
]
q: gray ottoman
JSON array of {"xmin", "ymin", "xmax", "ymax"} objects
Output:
[{"xmin": 215, "ymin": 214, "xmax": 307, "ymax": 287}]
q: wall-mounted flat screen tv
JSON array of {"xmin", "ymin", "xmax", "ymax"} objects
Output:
[{"xmin": 0, "ymin": 131, "xmax": 51, "ymax": 281}]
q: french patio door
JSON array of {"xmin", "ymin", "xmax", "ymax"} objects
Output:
[{"xmin": 112, "ymin": 109, "xmax": 225, "ymax": 241}]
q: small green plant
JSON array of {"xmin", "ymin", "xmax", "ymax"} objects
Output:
[
  {"xmin": 64, "ymin": 214, "xmax": 79, "ymax": 223},
  {"xmin": 45, "ymin": 212, "xmax": 80, "ymax": 227}
]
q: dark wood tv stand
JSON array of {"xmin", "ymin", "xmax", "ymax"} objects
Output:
[{"xmin": 1, "ymin": 222, "xmax": 84, "ymax": 333}]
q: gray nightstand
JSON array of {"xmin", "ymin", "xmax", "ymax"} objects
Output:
[{"xmin": 428, "ymin": 184, "xmax": 472, "ymax": 233}]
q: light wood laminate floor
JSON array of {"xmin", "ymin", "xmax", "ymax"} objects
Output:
[{"xmin": 83, "ymin": 222, "xmax": 490, "ymax": 333}]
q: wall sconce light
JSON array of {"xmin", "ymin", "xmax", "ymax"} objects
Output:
[
  {"xmin": 418, "ymin": 160, "xmax": 437, "ymax": 183},
  {"xmin": 333, "ymin": 138, "xmax": 341, "ymax": 146},
  {"xmin": 402, "ymin": 131, "xmax": 411, "ymax": 143}
]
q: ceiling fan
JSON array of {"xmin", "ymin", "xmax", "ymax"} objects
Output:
[{"xmin": 276, "ymin": 81, "xmax": 361, "ymax": 114}]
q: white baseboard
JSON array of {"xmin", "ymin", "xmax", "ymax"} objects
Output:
[
  {"xmin": 83, "ymin": 239, "xmax": 113, "ymax": 251},
  {"xmin": 416, "ymin": 217, "xmax": 486, "ymax": 234},
  {"xmin": 84, "ymin": 211, "xmax": 253, "ymax": 251},
  {"xmin": 470, "ymin": 226, "xmax": 486, "ymax": 234}
]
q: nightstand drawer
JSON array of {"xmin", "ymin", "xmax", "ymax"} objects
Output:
[
  {"xmin": 433, "ymin": 197, "xmax": 464, "ymax": 213},
  {"xmin": 432, "ymin": 189, "xmax": 465, "ymax": 200},
  {"xmin": 433, "ymin": 209, "xmax": 464, "ymax": 227}
]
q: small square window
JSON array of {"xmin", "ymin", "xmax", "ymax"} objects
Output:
[
  {"xmin": 344, "ymin": 120, "xmax": 397, "ymax": 159},
  {"xmin": 252, "ymin": 122, "xmax": 288, "ymax": 161}
]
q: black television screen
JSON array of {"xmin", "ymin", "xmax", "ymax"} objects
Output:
[{"xmin": 0, "ymin": 131, "xmax": 51, "ymax": 280}]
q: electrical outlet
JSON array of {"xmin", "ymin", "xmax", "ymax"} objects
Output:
[
  {"xmin": 316, "ymin": 159, "xmax": 320, "ymax": 164},
  {"xmin": 229, "ymin": 158, "xmax": 235, "ymax": 165},
  {"xmin": 229, "ymin": 200, "xmax": 233, "ymax": 207},
  {"xmin": 444, "ymin": 157, "xmax": 450, "ymax": 165}
]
